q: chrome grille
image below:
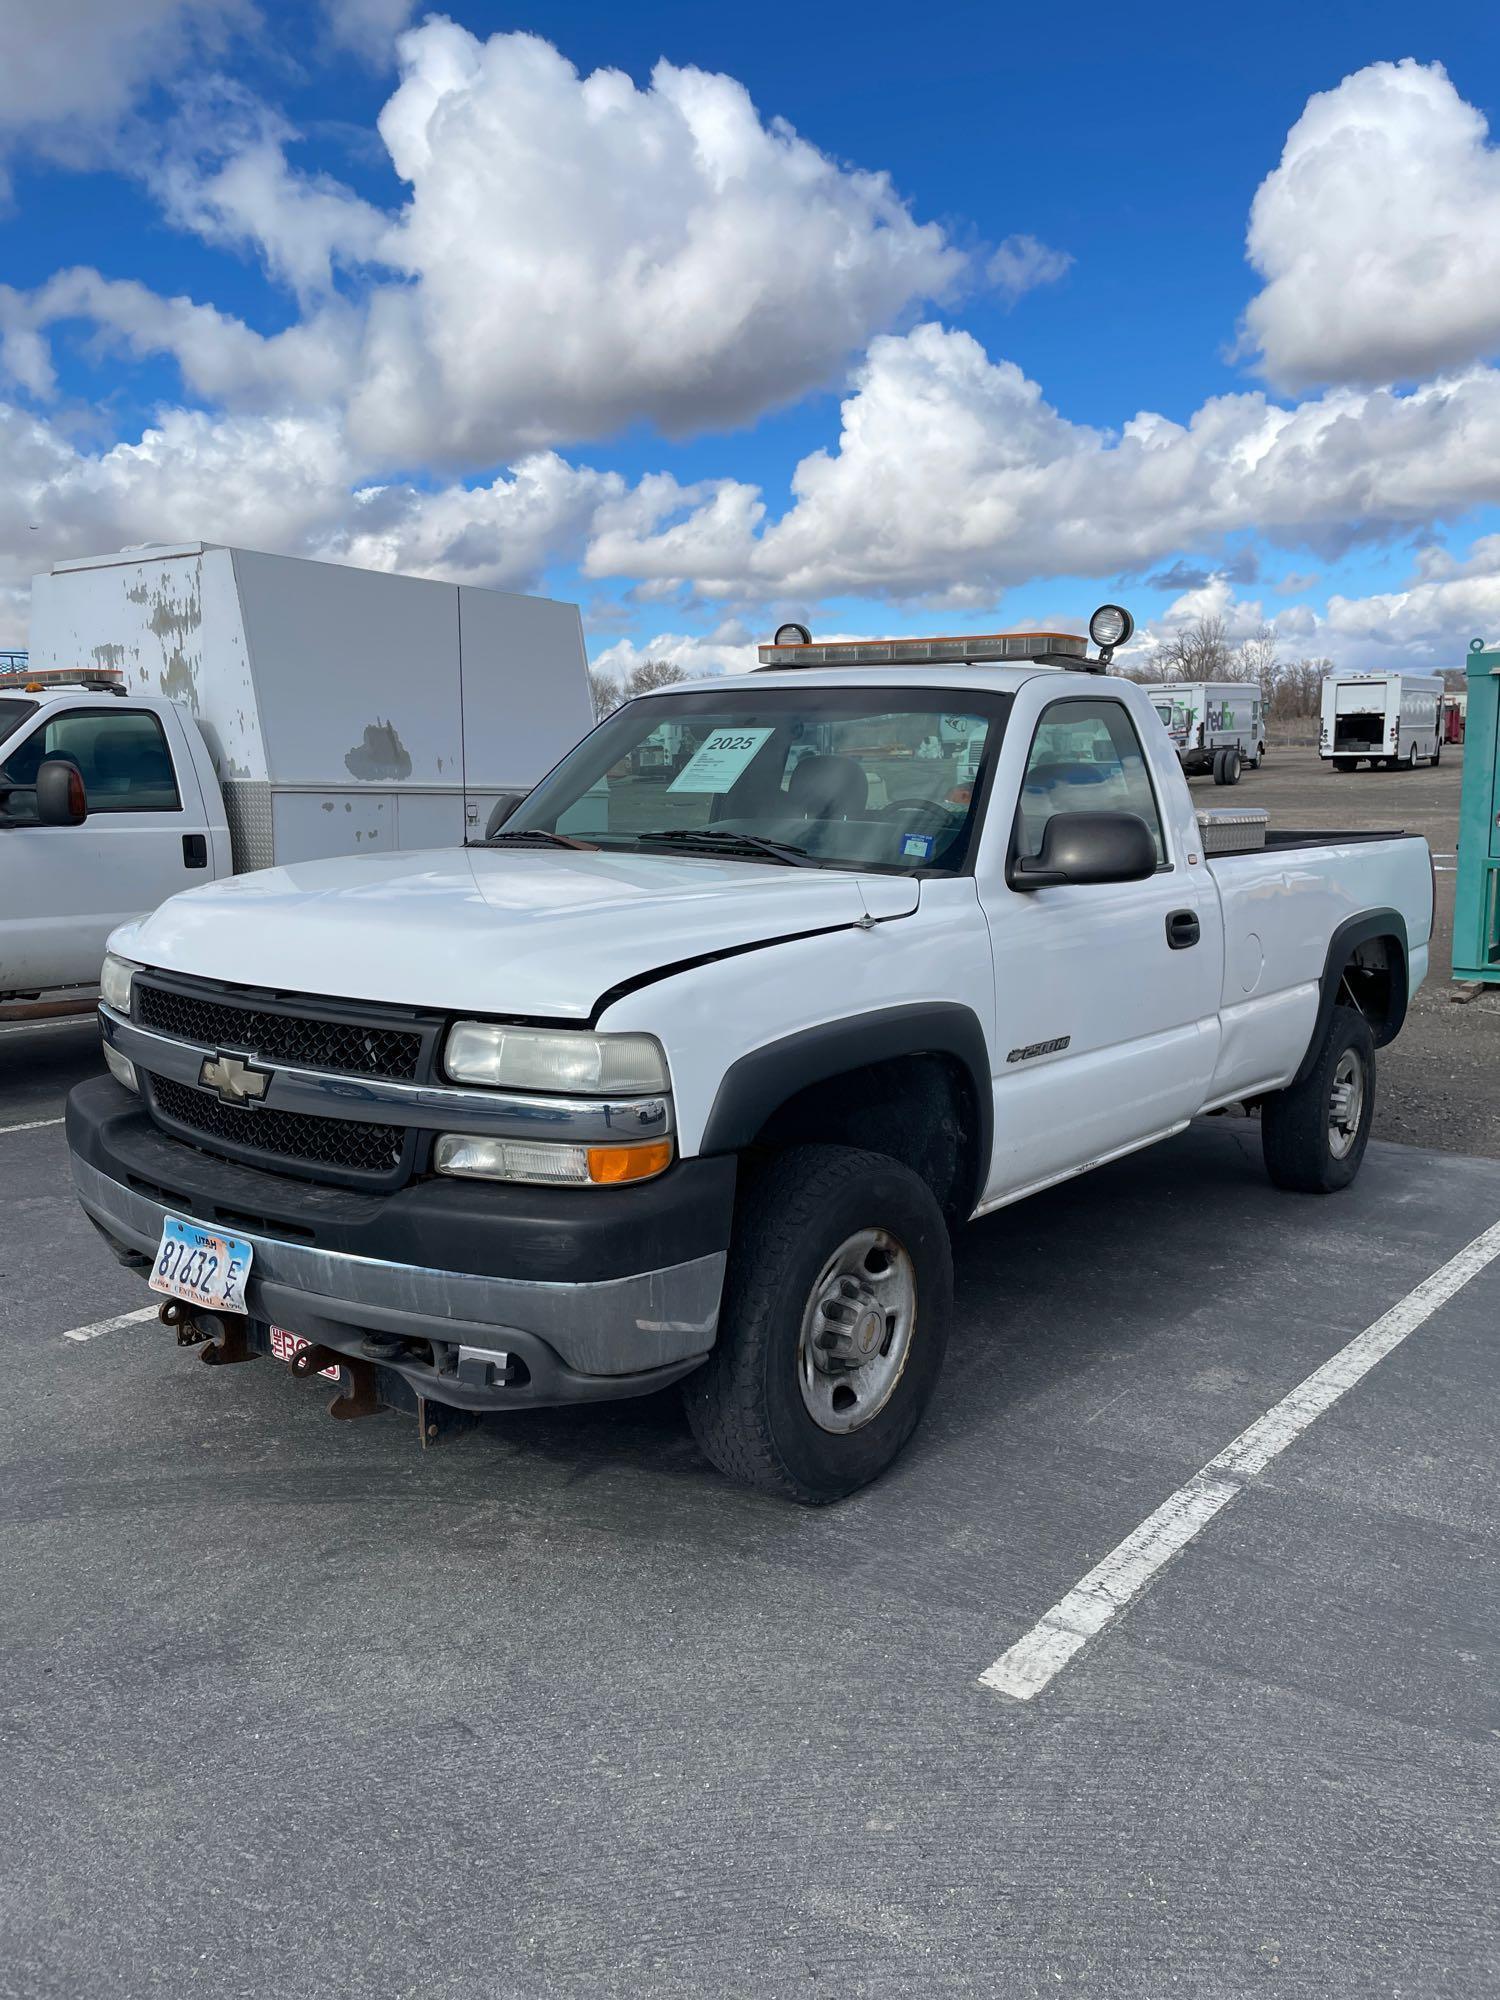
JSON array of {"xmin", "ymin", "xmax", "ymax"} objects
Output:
[
  {"xmin": 146, "ymin": 1073, "xmax": 407, "ymax": 1180},
  {"xmin": 135, "ymin": 979, "xmax": 425, "ymax": 1081}
]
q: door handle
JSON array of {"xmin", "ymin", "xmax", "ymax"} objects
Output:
[
  {"xmin": 1166, "ymin": 909, "xmax": 1200, "ymax": 950},
  {"xmin": 182, "ymin": 833, "xmax": 208, "ymax": 869}
]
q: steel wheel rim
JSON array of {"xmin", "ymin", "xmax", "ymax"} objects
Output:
[
  {"xmin": 797, "ymin": 1228, "xmax": 916, "ymax": 1435},
  {"xmin": 1328, "ymin": 1049, "xmax": 1365, "ymax": 1159}
]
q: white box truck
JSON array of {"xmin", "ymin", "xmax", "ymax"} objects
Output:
[
  {"xmin": 1319, "ymin": 672, "xmax": 1445, "ymax": 772},
  {"xmin": 1141, "ymin": 681, "xmax": 1264, "ymax": 784},
  {"xmin": 1, "ymin": 543, "xmax": 592, "ymax": 1005}
]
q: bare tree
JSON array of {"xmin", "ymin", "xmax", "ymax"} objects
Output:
[
  {"xmin": 589, "ymin": 670, "xmax": 623, "ymax": 720},
  {"xmin": 1153, "ymin": 614, "xmax": 1232, "ymax": 681},
  {"xmin": 627, "ymin": 658, "xmax": 688, "ymax": 695},
  {"xmin": 1229, "ymin": 623, "xmax": 1280, "ymax": 698}
]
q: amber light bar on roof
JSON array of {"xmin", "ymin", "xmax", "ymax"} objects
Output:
[
  {"xmin": 0, "ymin": 665, "xmax": 125, "ymax": 692},
  {"xmin": 755, "ymin": 631, "xmax": 1089, "ymax": 670}
]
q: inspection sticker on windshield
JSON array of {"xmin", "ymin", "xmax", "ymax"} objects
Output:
[
  {"xmin": 901, "ymin": 833, "xmax": 935, "ymax": 860},
  {"xmin": 148, "ymin": 1216, "xmax": 252, "ymax": 1314},
  {"xmin": 669, "ymin": 727, "xmax": 774, "ymax": 793}
]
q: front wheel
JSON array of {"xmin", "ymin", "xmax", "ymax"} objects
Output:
[
  {"xmin": 1262, "ymin": 1003, "xmax": 1375, "ymax": 1193},
  {"xmin": 684, "ymin": 1145, "xmax": 953, "ymax": 1503}
]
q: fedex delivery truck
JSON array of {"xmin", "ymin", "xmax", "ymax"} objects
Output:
[
  {"xmin": 1319, "ymin": 672, "xmax": 1444, "ymax": 772},
  {"xmin": 1142, "ymin": 681, "xmax": 1264, "ymax": 785}
]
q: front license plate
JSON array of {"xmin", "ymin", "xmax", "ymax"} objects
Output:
[{"xmin": 148, "ymin": 1217, "xmax": 252, "ymax": 1314}]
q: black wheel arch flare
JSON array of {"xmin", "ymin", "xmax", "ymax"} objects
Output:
[
  {"xmin": 699, "ymin": 1002, "xmax": 994, "ymax": 1216},
  {"xmin": 1291, "ymin": 907, "xmax": 1410, "ymax": 1088}
]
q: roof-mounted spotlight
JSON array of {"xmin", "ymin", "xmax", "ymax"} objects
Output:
[
  {"xmin": 773, "ymin": 621, "xmax": 812, "ymax": 647},
  {"xmin": 1088, "ymin": 603, "xmax": 1135, "ymax": 665}
]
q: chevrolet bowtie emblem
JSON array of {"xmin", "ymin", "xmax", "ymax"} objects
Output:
[{"xmin": 199, "ymin": 1052, "xmax": 272, "ymax": 1106}]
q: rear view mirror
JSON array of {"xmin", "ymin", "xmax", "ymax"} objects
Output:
[
  {"xmin": 37, "ymin": 758, "xmax": 88, "ymax": 826},
  {"xmin": 1010, "ymin": 810, "xmax": 1157, "ymax": 890}
]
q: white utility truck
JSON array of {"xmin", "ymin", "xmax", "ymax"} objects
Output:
[
  {"xmin": 67, "ymin": 606, "xmax": 1433, "ymax": 1503},
  {"xmin": 1319, "ymin": 671, "xmax": 1445, "ymax": 772},
  {"xmin": 1, "ymin": 544, "xmax": 591, "ymax": 1005},
  {"xmin": 1142, "ymin": 680, "xmax": 1264, "ymax": 785}
]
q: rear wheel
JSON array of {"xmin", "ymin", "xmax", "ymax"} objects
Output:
[
  {"xmin": 1221, "ymin": 746, "xmax": 1241, "ymax": 786},
  {"xmin": 1433, "ymin": 742, "xmax": 1442, "ymax": 766},
  {"xmin": 1406, "ymin": 743, "xmax": 1419, "ymax": 770},
  {"xmin": 1262, "ymin": 1003, "xmax": 1375, "ymax": 1193},
  {"xmin": 684, "ymin": 1145, "xmax": 953, "ymax": 1503}
]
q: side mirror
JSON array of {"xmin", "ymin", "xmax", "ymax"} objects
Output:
[
  {"xmin": 37, "ymin": 758, "xmax": 88, "ymax": 826},
  {"xmin": 483, "ymin": 791, "xmax": 527, "ymax": 840},
  {"xmin": 1010, "ymin": 810, "xmax": 1157, "ymax": 891}
]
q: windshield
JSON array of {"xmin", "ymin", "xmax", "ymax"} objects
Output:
[
  {"xmin": 0, "ymin": 697, "xmax": 38, "ymax": 746},
  {"xmin": 501, "ymin": 685, "xmax": 1011, "ymax": 874}
]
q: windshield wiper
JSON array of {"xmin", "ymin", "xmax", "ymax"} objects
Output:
[
  {"xmin": 634, "ymin": 827, "xmax": 817, "ymax": 867},
  {"xmin": 482, "ymin": 827, "xmax": 597, "ymax": 851}
]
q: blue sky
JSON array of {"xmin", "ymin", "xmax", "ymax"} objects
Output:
[{"xmin": 2, "ymin": 0, "xmax": 1499, "ymax": 673}]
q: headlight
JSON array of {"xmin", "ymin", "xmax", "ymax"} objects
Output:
[
  {"xmin": 100, "ymin": 953, "xmax": 139, "ymax": 1015},
  {"xmin": 434, "ymin": 1134, "xmax": 673, "ymax": 1185},
  {"xmin": 444, "ymin": 1022, "xmax": 668, "ymax": 1094}
]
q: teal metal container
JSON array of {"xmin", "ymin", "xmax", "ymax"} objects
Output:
[{"xmin": 1452, "ymin": 638, "xmax": 1500, "ymax": 985}]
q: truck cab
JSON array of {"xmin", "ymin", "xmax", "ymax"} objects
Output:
[{"xmin": 0, "ymin": 670, "xmax": 226, "ymax": 1000}]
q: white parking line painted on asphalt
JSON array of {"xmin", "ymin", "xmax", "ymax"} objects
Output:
[
  {"xmin": 980, "ymin": 1215, "xmax": 1500, "ymax": 1701},
  {"xmin": 61, "ymin": 1306, "xmax": 160, "ymax": 1344},
  {"xmin": 0, "ymin": 1017, "xmax": 94, "ymax": 1037},
  {"xmin": 0, "ymin": 1116, "xmax": 65, "ymax": 1135}
]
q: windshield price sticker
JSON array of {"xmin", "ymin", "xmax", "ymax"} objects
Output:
[{"xmin": 668, "ymin": 727, "xmax": 775, "ymax": 794}]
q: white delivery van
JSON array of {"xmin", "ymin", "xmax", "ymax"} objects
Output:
[
  {"xmin": 1, "ymin": 544, "xmax": 592, "ymax": 1004},
  {"xmin": 1141, "ymin": 681, "xmax": 1264, "ymax": 785},
  {"xmin": 1319, "ymin": 672, "xmax": 1445, "ymax": 772}
]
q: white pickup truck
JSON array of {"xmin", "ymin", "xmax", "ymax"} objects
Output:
[{"xmin": 67, "ymin": 609, "xmax": 1434, "ymax": 1502}]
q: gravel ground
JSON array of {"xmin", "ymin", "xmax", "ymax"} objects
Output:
[{"xmin": 1206, "ymin": 740, "xmax": 1500, "ymax": 1159}]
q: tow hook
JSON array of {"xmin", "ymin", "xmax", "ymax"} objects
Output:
[
  {"xmin": 158, "ymin": 1299, "xmax": 209, "ymax": 1348},
  {"xmin": 193, "ymin": 1311, "xmax": 252, "ymax": 1366}
]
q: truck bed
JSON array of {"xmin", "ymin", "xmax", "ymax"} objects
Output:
[{"xmin": 1212, "ymin": 827, "xmax": 1415, "ymax": 854}]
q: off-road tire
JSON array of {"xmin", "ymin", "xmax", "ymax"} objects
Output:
[
  {"xmin": 1262, "ymin": 1002, "xmax": 1375, "ymax": 1193},
  {"xmin": 683, "ymin": 1145, "xmax": 953, "ymax": 1503}
]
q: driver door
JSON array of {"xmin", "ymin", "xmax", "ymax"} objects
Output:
[
  {"xmin": 976, "ymin": 688, "xmax": 1222, "ymax": 1203},
  {"xmin": 0, "ymin": 705, "xmax": 209, "ymax": 992}
]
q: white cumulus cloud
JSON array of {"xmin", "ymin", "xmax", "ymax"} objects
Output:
[
  {"xmin": 343, "ymin": 21, "xmax": 967, "ymax": 463},
  {"xmin": 0, "ymin": 0, "xmax": 250, "ymax": 185},
  {"xmin": 1242, "ymin": 59, "xmax": 1500, "ymax": 388},
  {"xmin": 584, "ymin": 322, "xmax": 1500, "ymax": 601}
]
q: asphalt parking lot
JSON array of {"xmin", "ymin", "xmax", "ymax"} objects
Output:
[
  {"xmin": 3, "ymin": 741, "xmax": 1498, "ymax": 1999},
  {"xmin": 4, "ymin": 1102, "xmax": 1500, "ymax": 1992}
]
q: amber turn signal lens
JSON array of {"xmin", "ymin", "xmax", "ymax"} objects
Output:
[{"xmin": 586, "ymin": 1141, "xmax": 674, "ymax": 1184}]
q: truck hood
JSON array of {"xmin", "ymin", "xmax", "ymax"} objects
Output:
[{"xmin": 118, "ymin": 847, "xmax": 917, "ymax": 1020}]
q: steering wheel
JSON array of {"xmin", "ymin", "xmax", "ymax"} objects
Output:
[{"xmin": 876, "ymin": 797, "xmax": 964, "ymax": 827}]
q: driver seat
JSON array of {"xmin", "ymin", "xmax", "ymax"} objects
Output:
[{"xmin": 787, "ymin": 754, "xmax": 868, "ymax": 821}]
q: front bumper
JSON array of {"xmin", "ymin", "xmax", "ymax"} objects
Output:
[{"xmin": 67, "ymin": 1075, "xmax": 734, "ymax": 1412}]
